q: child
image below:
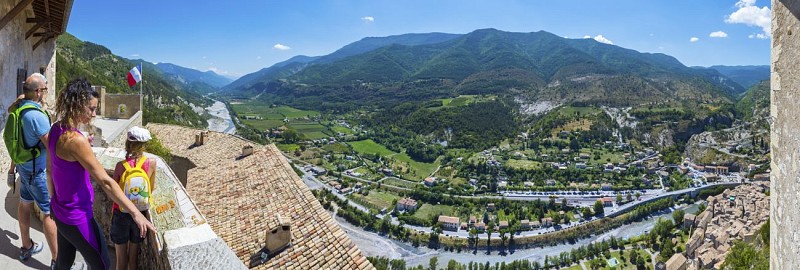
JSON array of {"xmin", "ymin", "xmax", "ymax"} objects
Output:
[{"xmin": 111, "ymin": 126, "xmax": 156, "ymax": 270}]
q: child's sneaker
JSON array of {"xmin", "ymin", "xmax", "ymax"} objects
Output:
[{"xmin": 19, "ymin": 239, "xmax": 42, "ymax": 260}]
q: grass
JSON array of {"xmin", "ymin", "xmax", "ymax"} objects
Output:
[
  {"xmin": 364, "ymin": 190, "xmax": 402, "ymax": 210},
  {"xmin": 242, "ymin": 119, "xmax": 284, "ymax": 130},
  {"xmin": 505, "ymin": 159, "xmax": 541, "ymax": 170},
  {"xmin": 439, "ymin": 95, "xmax": 496, "ymax": 107},
  {"xmin": 349, "ymin": 139, "xmax": 397, "ymax": 157},
  {"xmin": 231, "ymin": 103, "xmax": 319, "ymax": 119},
  {"xmin": 275, "ymin": 106, "xmax": 320, "ymax": 119},
  {"xmin": 276, "ymin": 143, "xmax": 300, "ymax": 152},
  {"xmin": 347, "ymin": 140, "xmax": 439, "ymax": 180},
  {"xmin": 392, "ymin": 154, "xmax": 440, "ymax": 180},
  {"xmin": 323, "ymin": 142, "xmax": 351, "ymax": 153},
  {"xmin": 558, "ymin": 106, "xmax": 602, "ymax": 117},
  {"xmin": 289, "ymin": 120, "xmax": 331, "ymax": 140},
  {"xmin": 413, "ymin": 204, "xmax": 456, "ymax": 220},
  {"xmin": 562, "ymin": 264, "xmax": 584, "ymax": 270},
  {"xmin": 382, "ymin": 178, "xmax": 420, "ymax": 189},
  {"xmin": 631, "ymin": 106, "xmax": 685, "ymax": 114},
  {"xmin": 597, "ymin": 151, "xmax": 626, "ymax": 165},
  {"xmin": 331, "ymin": 126, "xmax": 355, "ymax": 134},
  {"xmin": 597, "ymin": 250, "xmax": 650, "ymax": 270},
  {"xmin": 443, "ymin": 96, "xmax": 476, "ymax": 107}
]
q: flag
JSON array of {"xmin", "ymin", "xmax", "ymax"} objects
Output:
[{"xmin": 127, "ymin": 64, "xmax": 142, "ymax": 87}]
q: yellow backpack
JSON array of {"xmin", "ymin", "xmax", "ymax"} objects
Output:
[{"xmin": 120, "ymin": 157, "xmax": 152, "ymax": 212}]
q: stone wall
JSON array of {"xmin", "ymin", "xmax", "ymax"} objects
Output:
[
  {"xmin": 0, "ymin": 0, "xmax": 60, "ymax": 172},
  {"xmin": 98, "ymin": 86, "xmax": 142, "ymax": 119},
  {"xmin": 96, "ymin": 111, "xmax": 144, "ymax": 148},
  {"xmin": 771, "ymin": 1, "xmax": 800, "ymax": 269}
]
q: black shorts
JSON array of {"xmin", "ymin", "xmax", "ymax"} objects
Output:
[{"xmin": 110, "ymin": 209, "xmax": 148, "ymax": 244}]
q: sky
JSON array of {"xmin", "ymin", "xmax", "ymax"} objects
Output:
[{"xmin": 66, "ymin": 0, "xmax": 771, "ymax": 79}]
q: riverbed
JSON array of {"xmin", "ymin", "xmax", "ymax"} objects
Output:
[
  {"xmin": 337, "ymin": 203, "xmax": 700, "ymax": 268},
  {"xmin": 205, "ymin": 100, "xmax": 236, "ymax": 134}
]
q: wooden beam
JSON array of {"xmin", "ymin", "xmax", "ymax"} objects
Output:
[
  {"xmin": 31, "ymin": 34, "xmax": 52, "ymax": 51},
  {"xmin": 25, "ymin": 20, "xmax": 47, "ymax": 39},
  {"xmin": 31, "ymin": 31, "xmax": 50, "ymax": 37},
  {"xmin": 0, "ymin": 0, "xmax": 36, "ymax": 31},
  {"xmin": 26, "ymin": 17, "xmax": 46, "ymax": 23}
]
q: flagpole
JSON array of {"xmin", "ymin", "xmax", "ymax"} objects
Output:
[{"xmin": 140, "ymin": 61, "xmax": 143, "ymax": 95}]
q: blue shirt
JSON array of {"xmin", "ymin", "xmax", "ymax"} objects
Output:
[{"xmin": 16, "ymin": 100, "xmax": 50, "ymax": 173}]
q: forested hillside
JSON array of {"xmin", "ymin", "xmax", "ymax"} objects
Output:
[{"xmin": 56, "ymin": 33, "xmax": 209, "ymax": 128}]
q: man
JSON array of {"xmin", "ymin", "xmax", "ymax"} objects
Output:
[{"xmin": 13, "ymin": 73, "xmax": 57, "ymax": 266}]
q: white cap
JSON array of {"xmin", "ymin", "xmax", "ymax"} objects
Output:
[{"xmin": 127, "ymin": 126, "xmax": 152, "ymax": 142}]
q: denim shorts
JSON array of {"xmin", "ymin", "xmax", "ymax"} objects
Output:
[{"xmin": 18, "ymin": 168, "xmax": 50, "ymax": 214}]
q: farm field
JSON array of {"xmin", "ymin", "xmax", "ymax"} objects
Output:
[{"xmin": 413, "ymin": 204, "xmax": 456, "ymax": 221}]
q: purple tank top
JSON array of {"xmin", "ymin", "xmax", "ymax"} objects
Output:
[{"xmin": 48, "ymin": 124, "xmax": 94, "ymax": 225}]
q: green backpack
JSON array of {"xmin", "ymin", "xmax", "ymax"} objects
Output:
[{"xmin": 3, "ymin": 104, "xmax": 49, "ymax": 164}]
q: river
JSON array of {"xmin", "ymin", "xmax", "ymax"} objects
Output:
[
  {"xmin": 204, "ymin": 100, "xmax": 236, "ymax": 134},
  {"xmin": 336, "ymin": 203, "xmax": 700, "ymax": 268}
]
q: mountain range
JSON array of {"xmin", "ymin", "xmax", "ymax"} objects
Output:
[
  {"xmin": 155, "ymin": 62, "xmax": 233, "ymax": 88},
  {"xmin": 220, "ymin": 29, "xmax": 762, "ymax": 110},
  {"xmin": 706, "ymin": 65, "xmax": 769, "ymax": 91}
]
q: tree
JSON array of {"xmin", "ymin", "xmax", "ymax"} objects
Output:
[
  {"xmin": 721, "ymin": 241, "xmax": 769, "ymax": 270},
  {"xmin": 672, "ymin": 209, "xmax": 685, "ymax": 229},
  {"xmin": 447, "ymin": 259, "xmax": 460, "ymax": 270},
  {"xmin": 635, "ymin": 192, "xmax": 641, "ymax": 200},
  {"xmin": 429, "ymin": 256, "xmax": 439, "ymax": 270},
  {"xmin": 499, "ymin": 230, "xmax": 508, "ymax": 253},
  {"xmin": 593, "ymin": 200, "xmax": 605, "ymax": 217},
  {"xmin": 616, "ymin": 193, "xmax": 623, "ymax": 204},
  {"xmin": 581, "ymin": 207, "xmax": 593, "ymax": 219},
  {"xmin": 626, "ymin": 192, "xmax": 632, "ymax": 202},
  {"xmin": 630, "ymin": 249, "xmax": 640, "ymax": 265},
  {"xmin": 660, "ymin": 238, "xmax": 675, "ymax": 260}
]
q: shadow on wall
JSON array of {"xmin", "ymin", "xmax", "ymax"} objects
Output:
[
  {"xmin": 780, "ymin": 0, "xmax": 800, "ymax": 21},
  {"xmin": 169, "ymin": 156, "xmax": 196, "ymax": 187}
]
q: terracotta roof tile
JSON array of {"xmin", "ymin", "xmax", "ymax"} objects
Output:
[{"xmin": 147, "ymin": 124, "xmax": 374, "ymax": 269}]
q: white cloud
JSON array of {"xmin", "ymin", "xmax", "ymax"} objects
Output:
[
  {"xmin": 586, "ymin": 35, "xmax": 613, "ymax": 44},
  {"xmin": 690, "ymin": 37, "xmax": 699, "ymax": 42},
  {"xmin": 207, "ymin": 67, "xmax": 228, "ymax": 75},
  {"xmin": 256, "ymin": 56, "xmax": 262, "ymax": 60},
  {"xmin": 273, "ymin": 44, "xmax": 291, "ymax": 50},
  {"xmin": 361, "ymin": 16, "xmax": 374, "ymax": 23},
  {"xmin": 726, "ymin": 0, "xmax": 771, "ymax": 38},
  {"xmin": 657, "ymin": 46, "xmax": 665, "ymax": 50},
  {"xmin": 130, "ymin": 54, "xmax": 140, "ymax": 57},
  {"xmin": 709, "ymin": 31, "xmax": 728, "ymax": 38},
  {"xmin": 749, "ymin": 33, "xmax": 769, "ymax": 39}
]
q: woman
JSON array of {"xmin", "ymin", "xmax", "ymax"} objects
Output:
[
  {"xmin": 47, "ymin": 78, "xmax": 155, "ymax": 270},
  {"xmin": 111, "ymin": 126, "xmax": 156, "ymax": 270}
]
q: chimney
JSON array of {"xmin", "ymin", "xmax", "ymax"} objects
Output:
[
  {"xmin": 265, "ymin": 214, "xmax": 292, "ymax": 254},
  {"xmin": 250, "ymin": 214, "xmax": 292, "ymax": 267},
  {"xmin": 242, "ymin": 145, "xmax": 254, "ymax": 157},
  {"xmin": 195, "ymin": 131, "xmax": 209, "ymax": 146}
]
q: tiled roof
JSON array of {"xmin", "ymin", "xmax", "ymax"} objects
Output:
[
  {"xmin": 147, "ymin": 124, "xmax": 373, "ymax": 269},
  {"xmin": 438, "ymin": 216, "xmax": 460, "ymax": 224}
]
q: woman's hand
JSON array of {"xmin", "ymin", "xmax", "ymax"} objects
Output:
[{"xmin": 133, "ymin": 212, "xmax": 157, "ymax": 238}]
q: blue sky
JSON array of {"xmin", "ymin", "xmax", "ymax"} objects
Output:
[{"xmin": 66, "ymin": 0, "xmax": 771, "ymax": 79}]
